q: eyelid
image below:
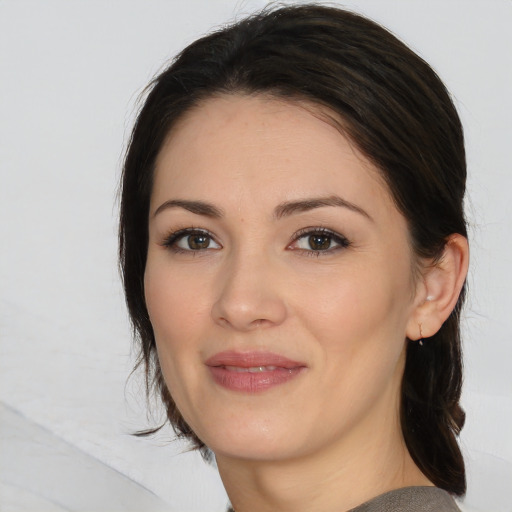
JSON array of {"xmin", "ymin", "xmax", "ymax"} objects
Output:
[
  {"xmin": 288, "ymin": 226, "xmax": 350, "ymax": 253},
  {"xmin": 161, "ymin": 227, "xmax": 221, "ymax": 251},
  {"xmin": 160, "ymin": 226, "xmax": 349, "ymax": 254}
]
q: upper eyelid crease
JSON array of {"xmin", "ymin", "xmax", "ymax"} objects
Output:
[
  {"xmin": 292, "ymin": 228, "xmax": 350, "ymax": 247},
  {"xmin": 162, "ymin": 227, "xmax": 215, "ymax": 243}
]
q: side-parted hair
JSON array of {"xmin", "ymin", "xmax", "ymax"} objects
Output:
[{"xmin": 119, "ymin": 4, "xmax": 467, "ymax": 495}]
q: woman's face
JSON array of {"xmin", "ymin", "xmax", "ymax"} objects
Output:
[{"xmin": 145, "ymin": 95, "xmax": 422, "ymax": 461}]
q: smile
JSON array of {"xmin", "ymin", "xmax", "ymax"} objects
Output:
[
  {"xmin": 205, "ymin": 351, "xmax": 306, "ymax": 392},
  {"xmin": 224, "ymin": 365, "xmax": 281, "ymax": 372}
]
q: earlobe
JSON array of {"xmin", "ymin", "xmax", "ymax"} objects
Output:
[{"xmin": 407, "ymin": 234, "xmax": 469, "ymax": 340}]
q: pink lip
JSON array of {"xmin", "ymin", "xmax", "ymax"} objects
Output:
[{"xmin": 205, "ymin": 351, "xmax": 307, "ymax": 393}]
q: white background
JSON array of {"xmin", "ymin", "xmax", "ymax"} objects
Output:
[{"xmin": 0, "ymin": 1, "xmax": 511, "ymax": 511}]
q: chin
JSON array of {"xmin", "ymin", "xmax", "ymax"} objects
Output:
[
  {"xmin": 212, "ymin": 437, "xmax": 300, "ymax": 462},
  {"xmin": 192, "ymin": 413, "xmax": 304, "ymax": 462}
]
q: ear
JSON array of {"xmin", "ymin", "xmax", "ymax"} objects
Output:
[{"xmin": 406, "ymin": 234, "xmax": 469, "ymax": 340}]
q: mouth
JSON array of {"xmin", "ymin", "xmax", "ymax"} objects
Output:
[
  {"xmin": 205, "ymin": 351, "xmax": 306, "ymax": 393},
  {"xmin": 223, "ymin": 365, "xmax": 281, "ymax": 372}
]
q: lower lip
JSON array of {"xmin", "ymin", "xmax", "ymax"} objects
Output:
[{"xmin": 208, "ymin": 366, "xmax": 305, "ymax": 393}]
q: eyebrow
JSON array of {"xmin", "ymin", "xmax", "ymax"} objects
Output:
[
  {"xmin": 274, "ymin": 195, "xmax": 372, "ymax": 221},
  {"xmin": 153, "ymin": 199, "xmax": 224, "ymax": 218},
  {"xmin": 153, "ymin": 195, "xmax": 371, "ymax": 221}
]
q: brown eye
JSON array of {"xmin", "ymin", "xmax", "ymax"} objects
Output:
[
  {"xmin": 187, "ymin": 233, "xmax": 211, "ymax": 250},
  {"xmin": 165, "ymin": 229, "xmax": 221, "ymax": 251},
  {"xmin": 308, "ymin": 234, "xmax": 332, "ymax": 251},
  {"xmin": 290, "ymin": 228, "xmax": 350, "ymax": 254}
]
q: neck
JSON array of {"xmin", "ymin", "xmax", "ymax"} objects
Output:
[{"xmin": 216, "ymin": 398, "xmax": 431, "ymax": 512}]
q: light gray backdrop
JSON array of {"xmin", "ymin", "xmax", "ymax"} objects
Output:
[{"xmin": 1, "ymin": 1, "xmax": 510, "ymax": 511}]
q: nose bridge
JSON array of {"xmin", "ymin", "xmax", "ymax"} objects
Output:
[{"xmin": 211, "ymin": 244, "xmax": 287, "ymax": 330}]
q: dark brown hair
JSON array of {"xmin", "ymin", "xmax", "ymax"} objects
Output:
[{"xmin": 119, "ymin": 4, "xmax": 467, "ymax": 495}]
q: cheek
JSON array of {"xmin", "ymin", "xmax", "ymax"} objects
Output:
[
  {"xmin": 144, "ymin": 263, "xmax": 210, "ymax": 415},
  {"xmin": 299, "ymin": 264, "xmax": 412, "ymax": 415},
  {"xmin": 144, "ymin": 260, "xmax": 210, "ymax": 342},
  {"xmin": 295, "ymin": 259, "xmax": 414, "ymax": 360}
]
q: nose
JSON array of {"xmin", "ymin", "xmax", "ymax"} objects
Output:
[{"xmin": 211, "ymin": 252, "xmax": 287, "ymax": 331}]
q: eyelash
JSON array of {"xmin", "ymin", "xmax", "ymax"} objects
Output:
[
  {"xmin": 289, "ymin": 227, "xmax": 351, "ymax": 256},
  {"xmin": 161, "ymin": 227, "xmax": 220, "ymax": 254},
  {"xmin": 161, "ymin": 226, "xmax": 350, "ymax": 256}
]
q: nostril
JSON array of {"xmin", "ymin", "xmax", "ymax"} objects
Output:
[
  {"xmin": 210, "ymin": 269, "xmax": 288, "ymax": 331},
  {"xmin": 216, "ymin": 317, "xmax": 231, "ymax": 328}
]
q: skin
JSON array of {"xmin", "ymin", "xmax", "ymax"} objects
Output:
[{"xmin": 144, "ymin": 95, "xmax": 467, "ymax": 511}]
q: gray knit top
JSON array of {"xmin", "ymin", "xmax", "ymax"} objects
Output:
[
  {"xmin": 349, "ymin": 486, "xmax": 461, "ymax": 511},
  {"xmin": 227, "ymin": 486, "xmax": 461, "ymax": 511}
]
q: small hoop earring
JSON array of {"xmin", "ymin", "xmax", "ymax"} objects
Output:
[{"xmin": 418, "ymin": 324, "xmax": 424, "ymax": 346}]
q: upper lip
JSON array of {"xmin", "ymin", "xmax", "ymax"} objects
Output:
[{"xmin": 205, "ymin": 351, "xmax": 306, "ymax": 369}]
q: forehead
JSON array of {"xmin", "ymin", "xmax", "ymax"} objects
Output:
[{"xmin": 152, "ymin": 94, "xmax": 395, "ymax": 220}]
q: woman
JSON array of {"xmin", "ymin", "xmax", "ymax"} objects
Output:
[{"xmin": 119, "ymin": 5, "xmax": 469, "ymax": 511}]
